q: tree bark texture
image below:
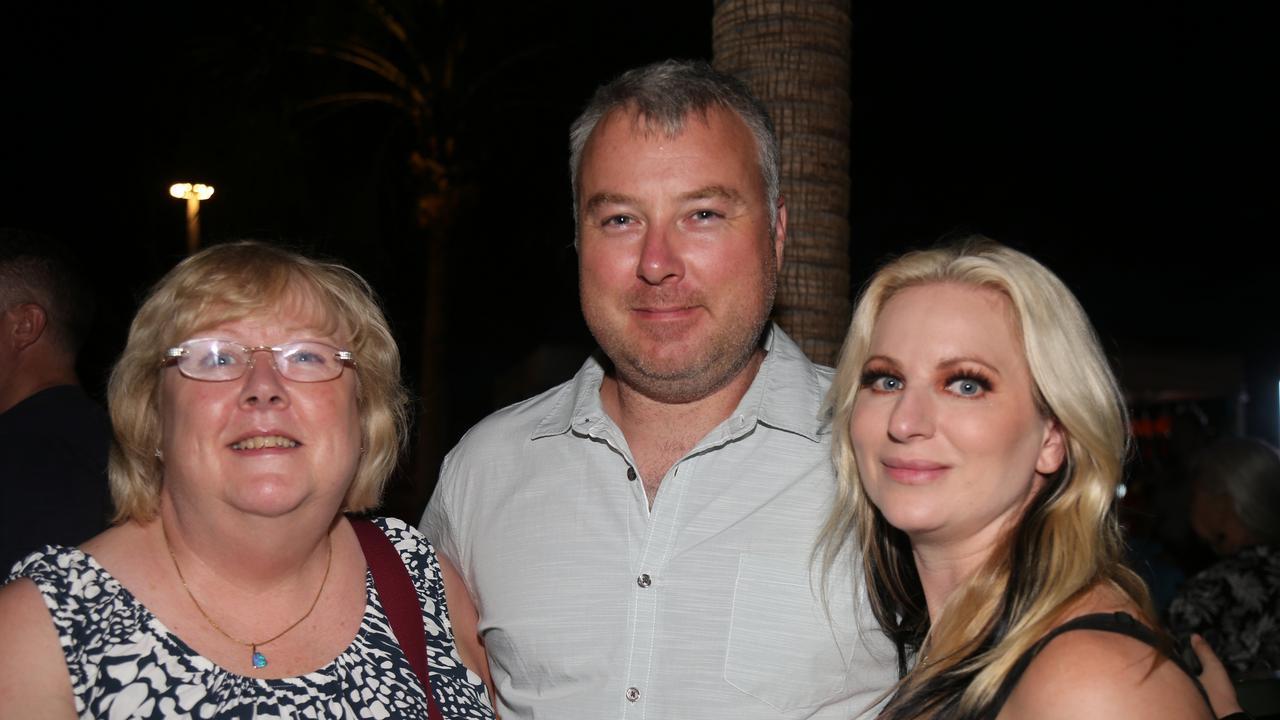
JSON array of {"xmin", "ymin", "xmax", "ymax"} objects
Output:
[{"xmin": 712, "ymin": 0, "xmax": 852, "ymax": 366}]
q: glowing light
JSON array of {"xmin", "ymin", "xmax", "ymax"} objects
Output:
[
  {"xmin": 168, "ymin": 181, "xmax": 216, "ymax": 254},
  {"xmin": 169, "ymin": 182, "xmax": 215, "ymax": 200}
]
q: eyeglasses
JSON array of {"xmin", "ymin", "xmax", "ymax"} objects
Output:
[{"xmin": 163, "ymin": 338, "xmax": 356, "ymax": 383}]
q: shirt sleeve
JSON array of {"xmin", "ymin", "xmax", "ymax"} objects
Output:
[{"xmin": 419, "ymin": 447, "xmax": 464, "ymax": 579}]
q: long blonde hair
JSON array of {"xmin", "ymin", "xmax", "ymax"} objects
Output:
[{"xmin": 820, "ymin": 238, "xmax": 1151, "ymax": 718}]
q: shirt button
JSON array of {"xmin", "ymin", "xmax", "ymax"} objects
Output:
[
  {"xmin": 626, "ymin": 467, "xmax": 637, "ymax": 481},
  {"xmin": 626, "ymin": 687, "xmax": 641, "ymax": 702},
  {"xmin": 637, "ymin": 573, "xmax": 652, "ymax": 588}
]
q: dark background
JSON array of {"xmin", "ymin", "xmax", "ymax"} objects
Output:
[{"xmin": 2, "ymin": 2, "xmax": 1274, "ymax": 528}]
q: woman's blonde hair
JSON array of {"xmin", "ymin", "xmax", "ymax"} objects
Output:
[
  {"xmin": 821, "ymin": 237, "xmax": 1151, "ymax": 718},
  {"xmin": 107, "ymin": 241, "xmax": 409, "ymax": 522}
]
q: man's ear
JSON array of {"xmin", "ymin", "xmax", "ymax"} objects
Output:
[
  {"xmin": 9, "ymin": 303, "xmax": 48, "ymax": 351},
  {"xmin": 772, "ymin": 195, "xmax": 787, "ymax": 269}
]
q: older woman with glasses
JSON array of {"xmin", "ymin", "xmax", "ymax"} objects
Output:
[{"xmin": 0, "ymin": 241, "xmax": 495, "ymax": 719}]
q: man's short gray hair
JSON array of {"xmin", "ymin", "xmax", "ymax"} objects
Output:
[
  {"xmin": 0, "ymin": 228, "xmax": 94, "ymax": 355},
  {"xmin": 568, "ymin": 59, "xmax": 781, "ymax": 236}
]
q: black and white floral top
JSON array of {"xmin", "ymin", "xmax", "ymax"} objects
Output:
[
  {"xmin": 1168, "ymin": 544, "xmax": 1280, "ymax": 679},
  {"xmin": 6, "ymin": 516, "xmax": 494, "ymax": 719}
]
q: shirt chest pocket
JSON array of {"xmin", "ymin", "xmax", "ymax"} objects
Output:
[{"xmin": 724, "ymin": 552, "xmax": 855, "ymax": 713}]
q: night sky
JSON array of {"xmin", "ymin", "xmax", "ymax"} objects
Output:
[{"xmin": 3, "ymin": 2, "xmax": 1275, "ymax": 500}]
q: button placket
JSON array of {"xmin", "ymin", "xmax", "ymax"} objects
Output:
[{"xmin": 621, "ymin": 455, "xmax": 694, "ymax": 718}]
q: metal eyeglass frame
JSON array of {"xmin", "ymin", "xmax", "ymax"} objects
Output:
[{"xmin": 162, "ymin": 338, "xmax": 356, "ymax": 382}]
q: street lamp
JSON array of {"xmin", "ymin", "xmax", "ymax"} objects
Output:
[{"xmin": 169, "ymin": 182, "xmax": 215, "ymax": 254}]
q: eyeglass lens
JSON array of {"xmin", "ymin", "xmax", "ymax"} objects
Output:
[{"xmin": 172, "ymin": 339, "xmax": 349, "ymax": 382}]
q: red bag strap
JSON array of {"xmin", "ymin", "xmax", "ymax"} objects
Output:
[{"xmin": 350, "ymin": 517, "xmax": 445, "ymax": 720}]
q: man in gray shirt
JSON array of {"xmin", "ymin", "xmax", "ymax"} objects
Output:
[{"xmin": 421, "ymin": 60, "xmax": 894, "ymax": 719}]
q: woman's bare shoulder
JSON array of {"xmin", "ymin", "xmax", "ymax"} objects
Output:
[
  {"xmin": 0, "ymin": 576, "xmax": 52, "ymax": 630},
  {"xmin": 80, "ymin": 521, "xmax": 144, "ymax": 563},
  {"xmin": 80, "ymin": 520, "xmax": 164, "ymax": 590},
  {"xmin": 999, "ymin": 607, "xmax": 1213, "ymax": 720},
  {"xmin": 0, "ymin": 579, "xmax": 77, "ymax": 717}
]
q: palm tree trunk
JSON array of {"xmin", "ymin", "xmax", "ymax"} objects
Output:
[{"xmin": 712, "ymin": 0, "xmax": 852, "ymax": 366}]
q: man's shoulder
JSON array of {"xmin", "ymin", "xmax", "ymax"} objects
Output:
[
  {"xmin": 428, "ymin": 368, "xmax": 591, "ymax": 530},
  {"xmin": 446, "ymin": 366, "xmax": 592, "ymax": 465},
  {"xmin": 0, "ymin": 385, "xmax": 107, "ymax": 427},
  {"xmin": 0, "ymin": 386, "xmax": 110, "ymax": 465},
  {"xmin": 459, "ymin": 382, "xmax": 568, "ymax": 440}
]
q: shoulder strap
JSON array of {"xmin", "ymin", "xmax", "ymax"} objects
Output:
[
  {"xmin": 982, "ymin": 612, "xmax": 1213, "ymax": 719},
  {"xmin": 350, "ymin": 516, "xmax": 445, "ymax": 720}
]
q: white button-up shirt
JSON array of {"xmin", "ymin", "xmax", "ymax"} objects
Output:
[{"xmin": 421, "ymin": 326, "xmax": 897, "ymax": 719}]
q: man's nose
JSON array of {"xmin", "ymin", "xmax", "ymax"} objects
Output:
[{"xmin": 636, "ymin": 225, "xmax": 684, "ymax": 285}]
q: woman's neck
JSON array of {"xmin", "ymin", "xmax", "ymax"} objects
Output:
[
  {"xmin": 912, "ymin": 540, "xmax": 993, "ymax": 626},
  {"xmin": 912, "ymin": 476, "xmax": 1047, "ymax": 625},
  {"xmin": 156, "ymin": 496, "xmax": 337, "ymax": 592}
]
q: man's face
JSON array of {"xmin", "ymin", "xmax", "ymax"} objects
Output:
[{"xmin": 576, "ymin": 107, "xmax": 785, "ymax": 403}]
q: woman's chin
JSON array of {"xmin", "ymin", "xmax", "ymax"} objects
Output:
[
  {"xmin": 878, "ymin": 506, "xmax": 948, "ymax": 539},
  {"xmin": 226, "ymin": 478, "xmax": 318, "ymax": 519}
]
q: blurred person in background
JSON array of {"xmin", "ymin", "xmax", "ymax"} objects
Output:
[
  {"xmin": 1169, "ymin": 436, "xmax": 1280, "ymax": 680},
  {"xmin": 0, "ymin": 228, "xmax": 111, "ymax": 572}
]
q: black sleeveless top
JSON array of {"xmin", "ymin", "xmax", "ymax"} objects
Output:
[{"xmin": 978, "ymin": 612, "xmax": 1214, "ymax": 720}]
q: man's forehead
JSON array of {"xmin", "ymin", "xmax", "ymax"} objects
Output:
[
  {"xmin": 601, "ymin": 103, "xmax": 720, "ymax": 142},
  {"xmin": 583, "ymin": 184, "xmax": 746, "ymax": 215},
  {"xmin": 582, "ymin": 104, "xmax": 756, "ymax": 166}
]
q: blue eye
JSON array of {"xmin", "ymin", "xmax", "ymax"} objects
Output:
[
  {"xmin": 282, "ymin": 344, "xmax": 332, "ymax": 366},
  {"xmin": 860, "ymin": 371, "xmax": 903, "ymax": 393},
  {"xmin": 945, "ymin": 375, "xmax": 991, "ymax": 398},
  {"xmin": 874, "ymin": 376, "xmax": 903, "ymax": 392},
  {"xmin": 279, "ymin": 343, "xmax": 340, "ymax": 380},
  {"xmin": 197, "ymin": 349, "xmax": 240, "ymax": 368}
]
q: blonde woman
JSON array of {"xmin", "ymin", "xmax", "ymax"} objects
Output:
[{"xmin": 823, "ymin": 239, "xmax": 1219, "ymax": 719}]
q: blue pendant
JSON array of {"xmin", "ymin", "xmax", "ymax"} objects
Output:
[{"xmin": 252, "ymin": 649, "xmax": 268, "ymax": 668}]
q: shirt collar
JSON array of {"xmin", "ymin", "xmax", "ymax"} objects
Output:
[
  {"xmin": 530, "ymin": 324, "xmax": 831, "ymax": 443},
  {"xmin": 735, "ymin": 324, "xmax": 831, "ymax": 443},
  {"xmin": 531, "ymin": 351, "xmax": 610, "ymax": 440}
]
